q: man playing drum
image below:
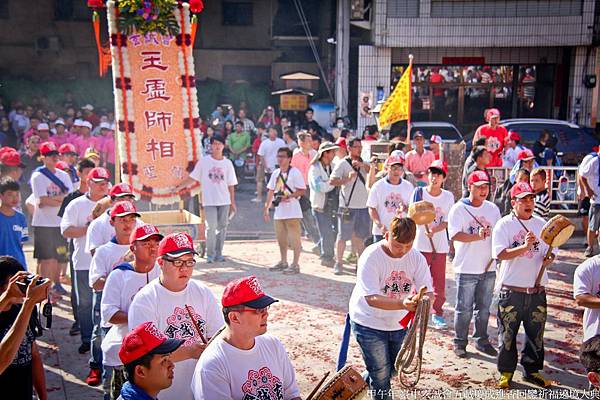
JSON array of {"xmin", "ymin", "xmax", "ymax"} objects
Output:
[
  {"xmin": 348, "ymin": 217, "xmax": 433, "ymax": 399},
  {"xmin": 191, "ymin": 276, "xmax": 301, "ymax": 400},
  {"xmin": 492, "ymin": 182, "xmax": 556, "ymax": 389}
]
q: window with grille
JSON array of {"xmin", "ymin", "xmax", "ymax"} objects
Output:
[
  {"xmin": 430, "ymin": 0, "xmax": 583, "ymax": 18},
  {"xmin": 388, "ymin": 0, "xmax": 420, "ymax": 17}
]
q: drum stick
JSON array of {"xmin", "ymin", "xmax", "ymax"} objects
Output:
[
  {"xmin": 483, "ymin": 258, "xmax": 495, "ymax": 273},
  {"xmin": 534, "ymin": 246, "xmax": 554, "ymax": 287},
  {"xmin": 424, "ymin": 225, "xmax": 437, "ymax": 254},
  {"xmin": 306, "ymin": 371, "xmax": 331, "ymax": 400},
  {"xmin": 185, "ymin": 304, "xmax": 208, "ymax": 344}
]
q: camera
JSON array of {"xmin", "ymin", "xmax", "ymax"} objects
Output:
[
  {"xmin": 338, "ymin": 207, "xmax": 352, "ymax": 223},
  {"xmin": 17, "ymin": 275, "xmax": 48, "ymax": 294},
  {"xmin": 272, "ymin": 191, "xmax": 285, "ymax": 208}
]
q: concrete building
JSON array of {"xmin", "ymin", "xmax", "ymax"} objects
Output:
[{"xmin": 354, "ymin": 0, "xmax": 600, "ymax": 135}]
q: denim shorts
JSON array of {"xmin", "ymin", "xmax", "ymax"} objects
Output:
[{"xmin": 337, "ymin": 208, "xmax": 371, "ymax": 241}]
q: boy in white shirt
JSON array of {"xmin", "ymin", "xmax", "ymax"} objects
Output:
[
  {"xmin": 128, "ymin": 232, "xmax": 224, "ymax": 400},
  {"xmin": 367, "ymin": 152, "xmax": 414, "ymax": 243},
  {"xmin": 175, "ymin": 135, "xmax": 238, "ymax": 263},
  {"xmin": 348, "ymin": 217, "xmax": 433, "ymax": 399},
  {"xmin": 263, "ymin": 147, "xmax": 306, "ymax": 275},
  {"xmin": 191, "ymin": 276, "xmax": 301, "ymax": 400},
  {"xmin": 574, "ymin": 256, "xmax": 600, "ymax": 344},
  {"xmin": 448, "ymin": 170, "xmax": 501, "ymax": 358},
  {"xmin": 410, "ymin": 160, "xmax": 454, "ymax": 329},
  {"xmin": 492, "ymin": 181, "xmax": 556, "ymax": 389},
  {"xmin": 101, "ymin": 224, "xmax": 163, "ymax": 398}
]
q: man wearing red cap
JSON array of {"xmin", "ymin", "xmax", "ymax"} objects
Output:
[
  {"xmin": 472, "ymin": 108, "xmax": 508, "ymax": 167},
  {"xmin": 59, "ymin": 143, "xmax": 80, "ymax": 187},
  {"xmin": 410, "ymin": 160, "xmax": 455, "ymax": 329},
  {"xmin": 101, "ymin": 224, "xmax": 163, "ymax": 398},
  {"xmin": 86, "ymin": 183, "xmax": 138, "ymax": 256},
  {"xmin": 31, "ymin": 141, "xmax": 73, "ymax": 296},
  {"xmin": 117, "ymin": 322, "xmax": 184, "ymax": 400},
  {"xmin": 502, "ymin": 131, "xmax": 526, "ymax": 169},
  {"xmin": 128, "ymin": 232, "xmax": 224, "ymax": 400},
  {"xmin": 448, "ymin": 170, "xmax": 501, "ymax": 359},
  {"xmin": 60, "ymin": 167, "xmax": 110, "ymax": 381},
  {"xmin": 191, "ymin": 276, "xmax": 301, "ymax": 400},
  {"xmin": 0, "ymin": 149, "xmax": 25, "ymax": 181},
  {"xmin": 492, "ymin": 181, "xmax": 556, "ymax": 389}
]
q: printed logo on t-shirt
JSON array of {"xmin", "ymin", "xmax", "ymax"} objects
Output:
[
  {"xmin": 241, "ymin": 367, "xmax": 284, "ymax": 400},
  {"xmin": 510, "ymin": 229, "xmax": 541, "ymax": 259},
  {"xmin": 486, "ymin": 136, "xmax": 501, "ymax": 153},
  {"xmin": 383, "ymin": 192, "xmax": 405, "ymax": 214},
  {"xmin": 164, "ymin": 306, "xmax": 205, "ymax": 346},
  {"xmin": 382, "ymin": 271, "xmax": 413, "ymax": 299},
  {"xmin": 46, "ymin": 183, "xmax": 62, "ymax": 197},
  {"xmin": 208, "ymin": 166, "xmax": 225, "ymax": 184},
  {"xmin": 466, "ymin": 216, "xmax": 491, "ymax": 235}
]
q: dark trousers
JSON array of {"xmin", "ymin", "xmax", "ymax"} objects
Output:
[{"xmin": 497, "ymin": 289, "xmax": 547, "ymax": 374}]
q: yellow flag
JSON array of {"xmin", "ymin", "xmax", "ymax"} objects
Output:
[{"xmin": 378, "ymin": 64, "xmax": 412, "ymax": 128}]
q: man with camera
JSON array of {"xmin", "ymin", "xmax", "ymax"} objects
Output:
[
  {"xmin": 263, "ymin": 147, "xmax": 306, "ymax": 275},
  {"xmin": 330, "ymin": 138, "xmax": 370, "ymax": 275},
  {"xmin": 0, "ymin": 256, "xmax": 52, "ymax": 399}
]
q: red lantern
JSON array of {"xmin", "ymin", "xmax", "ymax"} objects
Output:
[
  {"xmin": 87, "ymin": 0, "xmax": 104, "ymax": 8},
  {"xmin": 189, "ymin": 0, "xmax": 204, "ymax": 13}
]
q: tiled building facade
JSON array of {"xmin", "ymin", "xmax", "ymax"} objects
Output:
[{"xmin": 357, "ymin": 0, "xmax": 598, "ymax": 134}]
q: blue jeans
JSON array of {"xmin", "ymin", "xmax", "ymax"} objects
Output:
[
  {"xmin": 74, "ymin": 270, "xmax": 93, "ymax": 344},
  {"xmin": 313, "ymin": 209, "xmax": 336, "ymax": 260},
  {"xmin": 204, "ymin": 205, "xmax": 229, "ymax": 258},
  {"xmin": 350, "ymin": 320, "xmax": 406, "ymax": 399},
  {"xmin": 453, "ymin": 271, "xmax": 496, "ymax": 349},
  {"xmin": 90, "ymin": 291, "xmax": 104, "ymax": 370}
]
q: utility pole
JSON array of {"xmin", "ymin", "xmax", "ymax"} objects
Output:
[{"xmin": 335, "ymin": 0, "xmax": 350, "ymax": 117}]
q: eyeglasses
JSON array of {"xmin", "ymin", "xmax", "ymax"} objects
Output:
[
  {"xmin": 163, "ymin": 258, "xmax": 196, "ymax": 268},
  {"xmin": 233, "ymin": 306, "xmax": 270, "ymax": 315}
]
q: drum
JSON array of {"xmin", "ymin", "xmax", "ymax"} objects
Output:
[
  {"xmin": 408, "ymin": 201, "xmax": 436, "ymax": 226},
  {"xmin": 540, "ymin": 215, "xmax": 575, "ymax": 247},
  {"xmin": 310, "ymin": 366, "xmax": 368, "ymax": 400}
]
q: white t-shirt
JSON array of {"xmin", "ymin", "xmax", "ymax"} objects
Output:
[
  {"xmin": 258, "ymin": 138, "xmax": 286, "ymax": 172},
  {"xmin": 492, "ymin": 214, "xmax": 553, "ymax": 288},
  {"xmin": 191, "ymin": 334, "xmax": 301, "ymax": 400},
  {"xmin": 331, "ymin": 158, "xmax": 368, "ymax": 209},
  {"xmin": 89, "ymin": 240, "xmax": 131, "ymax": 290},
  {"xmin": 578, "ymin": 153, "xmax": 595, "ymax": 197},
  {"xmin": 448, "ymin": 200, "xmax": 501, "ymax": 274},
  {"xmin": 266, "ymin": 167, "xmax": 306, "ymax": 220},
  {"xmin": 574, "ymin": 257, "xmax": 600, "ymax": 341},
  {"xmin": 100, "ymin": 264, "xmax": 160, "ymax": 366},
  {"xmin": 189, "ymin": 156, "xmax": 238, "ymax": 207},
  {"xmin": 60, "ymin": 195, "xmax": 96, "ymax": 271},
  {"xmin": 128, "ymin": 279, "xmax": 224, "ymax": 400},
  {"xmin": 348, "ymin": 243, "xmax": 433, "ymax": 331},
  {"xmin": 367, "ymin": 178, "xmax": 414, "ymax": 235},
  {"xmin": 581, "ymin": 154, "xmax": 600, "ymax": 204},
  {"xmin": 85, "ymin": 210, "xmax": 143, "ymax": 254},
  {"xmin": 410, "ymin": 188, "xmax": 455, "ymax": 254},
  {"xmin": 31, "ymin": 168, "xmax": 73, "ymax": 227}
]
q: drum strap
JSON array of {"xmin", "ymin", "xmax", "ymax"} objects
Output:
[{"xmin": 336, "ymin": 314, "xmax": 352, "ymax": 371}]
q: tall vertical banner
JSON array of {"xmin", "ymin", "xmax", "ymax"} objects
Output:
[{"xmin": 107, "ymin": 1, "xmax": 202, "ymax": 205}]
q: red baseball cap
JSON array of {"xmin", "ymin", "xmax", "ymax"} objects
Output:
[
  {"xmin": 508, "ymin": 131, "xmax": 521, "ymax": 142},
  {"xmin": 55, "ymin": 161, "xmax": 70, "ymax": 171},
  {"xmin": 87, "ymin": 167, "xmax": 110, "ymax": 182},
  {"xmin": 109, "ymin": 182, "xmax": 136, "ymax": 199},
  {"xmin": 40, "ymin": 141, "xmax": 59, "ymax": 156},
  {"xmin": 467, "ymin": 170, "xmax": 490, "ymax": 186},
  {"xmin": 130, "ymin": 224, "xmax": 163, "ymax": 244},
  {"xmin": 119, "ymin": 322, "xmax": 183, "ymax": 366},
  {"xmin": 517, "ymin": 149, "xmax": 535, "ymax": 161},
  {"xmin": 487, "ymin": 108, "xmax": 500, "ymax": 119},
  {"xmin": 386, "ymin": 152, "xmax": 405, "ymax": 167},
  {"xmin": 157, "ymin": 232, "xmax": 198, "ymax": 258},
  {"xmin": 510, "ymin": 182, "xmax": 535, "ymax": 199},
  {"xmin": 222, "ymin": 275, "xmax": 278, "ymax": 309},
  {"xmin": 0, "ymin": 147, "xmax": 15, "ymax": 157},
  {"xmin": 0, "ymin": 151, "xmax": 25, "ymax": 168},
  {"xmin": 335, "ymin": 137, "xmax": 347, "ymax": 151},
  {"xmin": 59, "ymin": 143, "xmax": 77, "ymax": 155},
  {"xmin": 110, "ymin": 200, "xmax": 141, "ymax": 219},
  {"xmin": 429, "ymin": 135, "xmax": 443, "ymax": 145},
  {"xmin": 428, "ymin": 159, "xmax": 447, "ymax": 176}
]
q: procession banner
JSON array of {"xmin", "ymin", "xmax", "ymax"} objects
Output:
[
  {"xmin": 378, "ymin": 63, "xmax": 412, "ymax": 128},
  {"xmin": 107, "ymin": 1, "xmax": 202, "ymax": 205}
]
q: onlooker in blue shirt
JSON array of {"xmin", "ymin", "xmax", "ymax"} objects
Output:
[{"xmin": 0, "ymin": 178, "xmax": 28, "ymax": 269}]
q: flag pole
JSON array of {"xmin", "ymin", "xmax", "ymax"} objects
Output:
[{"xmin": 406, "ymin": 54, "xmax": 413, "ymax": 145}]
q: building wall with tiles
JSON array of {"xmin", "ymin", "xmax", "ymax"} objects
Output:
[
  {"xmin": 372, "ymin": 0, "xmax": 595, "ymax": 48},
  {"xmin": 357, "ymin": 46, "xmax": 391, "ymax": 133}
]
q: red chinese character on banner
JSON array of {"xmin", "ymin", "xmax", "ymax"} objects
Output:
[
  {"xmin": 144, "ymin": 111, "xmax": 173, "ymax": 133},
  {"xmin": 141, "ymin": 51, "xmax": 168, "ymax": 71},
  {"xmin": 145, "ymin": 138, "xmax": 175, "ymax": 161},
  {"xmin": 141, "ymin": 79, "xmax": 171, "ymax": 102}
]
